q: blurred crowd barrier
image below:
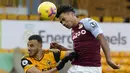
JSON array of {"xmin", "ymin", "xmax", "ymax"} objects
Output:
[
  {"xmin": 0, "ymin": 0, "xmax": 130, "ymax": 22},
  {"xmin": 0, "ymin": 49, "xmax": 130, "ymax": 73},
  {"xmin": 0, "ymin": 14, "xmax": 129, "ymax": 22}
]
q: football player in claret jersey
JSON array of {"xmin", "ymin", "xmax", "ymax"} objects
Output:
[
  {"xmin": 55, "ymin": 5, "xmax": 120, "ymax": 73},
  {"xmin": 21, "ymin": 35, "xmax": 77, "ymax": 73}
]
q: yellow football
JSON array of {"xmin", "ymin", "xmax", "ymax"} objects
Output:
[{"xmin": 37, "ymin": 1, "xmax": 57, "ymax": 20}]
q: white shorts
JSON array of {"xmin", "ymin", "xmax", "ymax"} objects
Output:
[{"xmin": 68, "ymin": 65, "xmax": 102, "ymax": 73}]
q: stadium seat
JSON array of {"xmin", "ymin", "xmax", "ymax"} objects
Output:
[
  {"xmin": 103, "ymin": 16, "xmax": 112, "ymax": 22},
  {"xmin": 113, "ymin": 17, "xmax": 124, "ymax": 22},
  {"xmin": 101, "ymin": 57, "xmax": 107, "ymax": 65},
  {"xmin": 120, "ymin": 51, "xmax": 130, "ymax": 57},
  {"xmin": 126, "ymin": 66, "xmax": 130, "ymax": 73},
  {"xmin": 120, "ymin": 58, "xmax": 129, "ymax": 65},
  {"xmin": 111, "ymin": 51, "xmax": 120, "ymax": 57},
  {"xmin": 0, "ymin": 14, "xmax": 6, "ymax": 19},
  {"xmin": 7, "ymin": 14, "xmax": 17, "ymax": 20},
  {"xmin": 111, "ymin": 57, "xmax": 120, "ymax": 64},
  {"xmin": 29, "ymin": 15, "xmax": 38, "ymax": 20},
  {"xmin": 0, "ymin": 49, "xmax": 14, "ymax": 53},
  {"xmin": 77, "ymin": 15, "xmax": 86, "ymax": 20},
  {"xmin": 117, "ymin": 65, "xmax": 127, "ymax": 73},
  {"xmin": 103, "ymin": 72, "xmax": 115, "ymax": 73},
  {"xmin": 102, "ymin": 65, "xmax": 114, "ymax": 73},
  {"xmin": 18, "ymin": 15, "xmax": 28, "ymax": 20},
  {"xmin": 90, "ymin": 16, "xmax": 100, "ymax": 22}
]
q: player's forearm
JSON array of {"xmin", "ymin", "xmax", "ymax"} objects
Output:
[
  {"xmin": 101, "ymin": 39, "xmax": 111, "ymax": 60},
  {"xmin": 57, "ymin": 44, "xmax": 71, "ymax": 51},
  {"xmin": 42, "ymin": 68, "xmax": 57, "ymax": 73},
  {"xmin": 26, "ymin": 67, "xmax": 43, "ymax": 73},
  {"xmin": 50, "ymin": 42, "xmax": 71, "ymax": 51},
  {"xmin": 98, "ymin": 34, "xmax": 111, "ymax": 61}
]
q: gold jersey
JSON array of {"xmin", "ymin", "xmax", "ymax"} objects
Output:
[{"xmin": 21, "ymin": 50, "xmax": 66, "ymax": 73}]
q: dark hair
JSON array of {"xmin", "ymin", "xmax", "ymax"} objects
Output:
[
  {"xmin": 28, "ymin": 35, "xmax": 42, "ymax": 43},
  {"xmin": 56, "ymin": 5, "xmax": 75, "ymax": 18}
]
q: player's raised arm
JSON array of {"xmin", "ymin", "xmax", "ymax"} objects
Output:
[
  {"xmin": 83, "ymin": 18, "xmax": 120, "ymax": 69},
  {"xmin": 97, "ymin": 34, "xmax": 120, "ymax": 69}
]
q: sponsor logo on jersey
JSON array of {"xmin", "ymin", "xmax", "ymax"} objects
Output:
[
  {"xmin": 22, "ymin": 60, "xmax": 28, "ymax": 66},
  {"xmin": 72, "ymin": 29, "xmax": 86, "ymax": 40}
]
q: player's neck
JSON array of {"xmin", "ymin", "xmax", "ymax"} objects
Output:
[
  {"xmin": 74, "ymin": 18, "xmax": 81, "ymax": 27},
  {"xmin": 34, "ymin": 49, "xmax": 44, "ymax": 61}
]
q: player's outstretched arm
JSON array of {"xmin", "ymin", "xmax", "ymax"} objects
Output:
[
  {"xmin": 56, "ymin": 52, "xmax": 78, "ymax": 70},
  {"xmin": 50, "ymin": 42, "xmax": 72, "ymax": 51},
  {"xmin": 97, "ymin": 34, "xmax": 120, "ymax": 69},
  {"xmin": 43, "ymin": 49, "xmax": 60, "ymax": 53},
  {"xmin": 25, "ymin": 55, "xmax": 73, "ymax": 73},
  {"xmin": 26, "ymin": 61, "xmax": 68, "ymax": 73}
]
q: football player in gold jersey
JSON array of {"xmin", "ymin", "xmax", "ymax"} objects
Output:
[{"xmin": 21, "ymin": 35, "xmax": 76, "ymax": 73}]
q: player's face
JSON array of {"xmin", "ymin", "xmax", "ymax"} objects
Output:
[
  {"xmin": 59, "ymin": 12, "xmax": 76, "ymax": 29},
  {"xmin": 27, "ymin": 40, "xmax": 41, "ymax": 57}
]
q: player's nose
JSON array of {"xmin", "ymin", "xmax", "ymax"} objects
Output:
[
  {"xmin": 62, "ymin": 22, "xmax": 65, "ymax": 25},
  {"xmin": 28, "ymin": 48, "xmax": 31, "ymax": 51},
  {"xmin": 62, "ymin": 22, "xmax": 67, "ymax": 27}
]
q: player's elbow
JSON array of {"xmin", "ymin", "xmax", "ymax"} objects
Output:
[
  {"xmin": 26, "ymin": 70, "xmax": 33, "ymax": 73},
  {"xmin": 26, "ymin": 68, "xmax": 42, "ymax": 73}
]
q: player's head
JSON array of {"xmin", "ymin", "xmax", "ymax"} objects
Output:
[
  {"xmin": 56, "ymin": 5, "xmax": 78, "ymax": 29},
  {"xmin": 27, "ymin": 35, "xmax": 42, "ymax": 57}
]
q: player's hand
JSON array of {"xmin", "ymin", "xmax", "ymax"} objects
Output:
[
  {"xmin": 49, "ymin": 49, "xmax": 60, "ymax": 53},
  {"xmin": 107, "ymin": 60, "xmax": 120, "ymax": 69},
  {"xmin": 50, "ymin": 42, "xmax": 59, "ymax": 49},
  {"xmin": 50, "ymin": 42, "xmax": 69, "ymax": 51}
]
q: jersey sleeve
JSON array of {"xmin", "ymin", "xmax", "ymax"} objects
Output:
[
  {"xmin": 82, "ymin": 18, "xmax": 103, "ymax": 38},
  {"xmin": 60, "ymin": 51, "xmax": 67, "ymax": 60},
  {"xmin": 21, "ymin": 58, "xmax": 34, "ymax": 73},
  {"xmin": 53, "ymin": 51, "xmax": 67, "ymax": 63}
]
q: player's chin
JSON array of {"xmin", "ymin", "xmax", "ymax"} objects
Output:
[
  {"xmin": 29, "ymin": 53, "xmax": 35, "ymax": 57},
  {"xmin": 65, "ymin": 26, "xmax": 72, "ymax": 29},
  {"xmin": 67, "ymin": 27, "xmax": 71, "ymax": 29}
]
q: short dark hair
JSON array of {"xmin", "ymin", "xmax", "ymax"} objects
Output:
[
  {"xmin": 28, "ymin": 35, "xmax": 42, "ymax": 43},
  {"xmin": 56, "ymin": 5, "xmax": 75, "ymax": 18}
]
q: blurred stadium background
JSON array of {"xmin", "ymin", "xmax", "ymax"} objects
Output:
[{"xmin": 0, "ymin": 0, "xmax": 130, "ymax": 73}]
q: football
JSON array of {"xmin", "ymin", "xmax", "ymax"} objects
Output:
[{"xmin": 37, "ymin": 1, "xmax": 57, "ymax": 20}]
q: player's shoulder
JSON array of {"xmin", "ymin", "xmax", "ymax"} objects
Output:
[
  {"xmin": 43, "ymin": 51, "xmax": 55, "ymax": 57},
  {"xmin": 21, "ymin": 53, "xmax": 30, "ymax": 59},
  {"xmin": 21, "ymin": 54, "xmax": 33, "ymax": 69},
  {"xmin": 80, "ymin": 18, "xmax": 99, "ymax": 27},
  {"xmin": 80, "ymin": 18, "xmax": 97, "ymax": 23}
]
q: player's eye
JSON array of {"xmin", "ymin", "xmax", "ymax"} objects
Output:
[
  {"xmin": 30, "ymin": 44, "xmax": 34, "ymax": 47},
  {"xmin": 28, "ymin": 44, "xmax": 34, "ymax": 47},
  {"xmin": 62, "ymin": 18, "xmax": 65, "ymax": 21}
]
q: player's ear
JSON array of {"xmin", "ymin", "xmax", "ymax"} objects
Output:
[
  {"xmin": 38, "ymin": 42, "xmax": 42, "ymax": 48},
  {"xmin": 40, "ymin": 43, "xmax": 42, "ymax": 47},
  {"xmin": 71, "ymin": 12, "xmax": 75, "ymax": 16}
]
